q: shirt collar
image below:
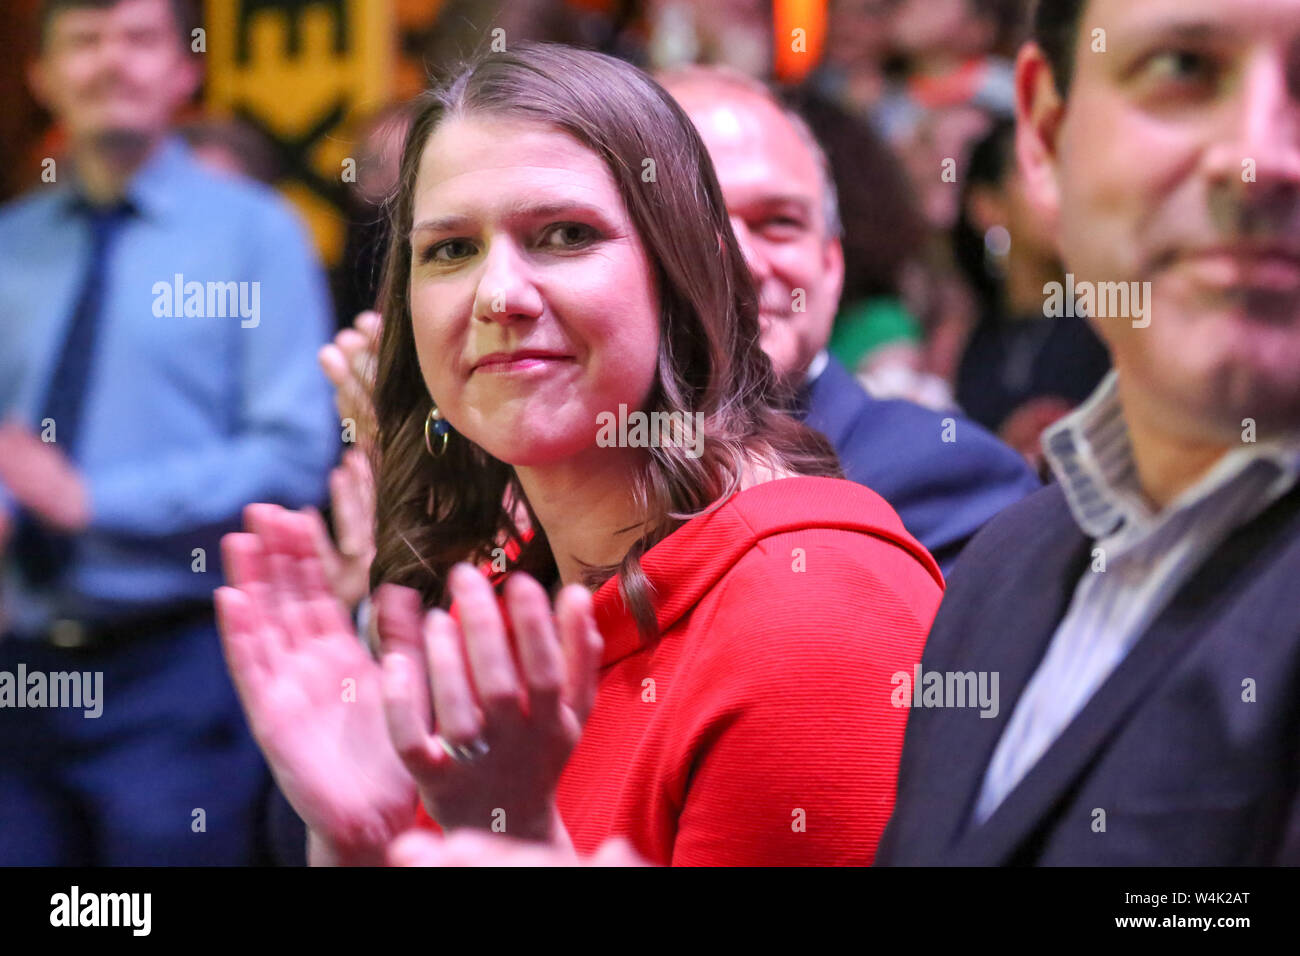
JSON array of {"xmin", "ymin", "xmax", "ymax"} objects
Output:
[
  {"xmin": 1044, "ymin": 370, "xmax": 1300, "ymax": 540},
  {"xmin": 57, "ymin": 135, "xmax": 189, "ymax": 222},
  {"xmin": 805, "ymin": 348, "xmax": 830, "ymax": 386}
]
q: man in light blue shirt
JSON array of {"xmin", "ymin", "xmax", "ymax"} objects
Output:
[{"xmin": 0, "ymin": 0, "xmax": 335, "ymax": 864}]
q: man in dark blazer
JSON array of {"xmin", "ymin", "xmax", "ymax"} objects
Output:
[
  {"xmin": 662, "ymin": 69, "xmax": 1042, "ymax": 574},
  {"xmin": 878, "ymin": 0, "xmax": 1300, "ymax": 865}
]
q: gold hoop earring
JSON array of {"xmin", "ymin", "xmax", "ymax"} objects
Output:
[{"xmin": 424, "ymin": 405, "xmax": 450, "ymax": 458}]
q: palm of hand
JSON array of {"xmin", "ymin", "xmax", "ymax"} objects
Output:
[
  {"xmin": 250, "ymin": 625, "xmax": 415, "ymax": 848},
  {"xmin": 216, "ymin": 504, "xmax": 416, "ymax": 857}
]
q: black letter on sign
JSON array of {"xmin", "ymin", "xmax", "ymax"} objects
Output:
[{"xmin": 236, "ymin": 0, "xmax": 349, "ymax": 64}]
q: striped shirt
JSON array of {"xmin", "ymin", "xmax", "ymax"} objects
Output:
[{"xmin": 971, "ymin": 371, "xmax": 1300, "ymax": 826}]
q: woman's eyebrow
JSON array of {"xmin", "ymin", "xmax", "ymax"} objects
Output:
[
  {"xmin": 410, "ymin": 200, "xmax": 615, "ymax": 237},
  {"xmin": 504, "ymin": 199, "xmax": 610, "ymax": 221},
  {"xmin": 411, "ymin": 213, "xmax": 473, "ymax": 237}
]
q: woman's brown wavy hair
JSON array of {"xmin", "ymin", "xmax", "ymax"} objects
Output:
[{"xmin": 368, "ymin": 41, "xmax": 841, "ymax": 638}]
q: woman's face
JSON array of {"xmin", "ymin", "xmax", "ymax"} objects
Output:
[{"xmin": 407, "ymin": 114, "xmax": 661, "ymax": 467}]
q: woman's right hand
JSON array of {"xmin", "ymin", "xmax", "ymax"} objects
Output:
[
  {"xmin": 319, "ymin": 310, "xmax": 381, "ymax": 452},
  {"xmin": 214, "ymin": 502, "xmax": 419, "ymax": 864},
  {"xmin": 301, "ymin": 448, "xmax": 376, "ymax": 612}
]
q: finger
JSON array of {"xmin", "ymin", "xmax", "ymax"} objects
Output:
[
  {"xmin": 214, "ymin": 584, "xmax": 271, "ymax": 683},
  {"xmin": 557, "ymin": 584, "xmax": 603, "ymax": 723},
  {"xmin": 380, "ymin": 652, "xmax": 444, "ymax": 773},
  {"xmin": 439, "ymin": 830, "xmax": 577, "ymax": 867},
  {"xmin": 253, "ymin": 507, "xmax": 318, "ymax": 649},
  {"xmin": 328, "ymin": 468, "xmax": 358, "ymax": 554},
  {"xmin": 354, "ymin": 309, "xmax": 381, "ymax": 337},
  {"xmin": 448, "ymin": 563, "xmax": 522, "ymax": 723},
  {"xmin": 351, "ymin": 346, "xmax": 376, "ymax": 393},
  {"xmin": 318, "ymin": 344, "xmax": 349, "ymax": 389},
  {"xmin": 220, "ymin": 531, "xmax": 289, "ymax": 661},
  {"xmin": 335, "ymin": 328, "xmax": 369, "ymax": 369},
  {"xmin": 503, "ymin": 573, "xmax": 565, "ymax": 728},
  {"xmin": 220, "ymin": 529, "xmax": 271, "ymax": 589},
  {"xmin": 337, "ymin": 378, "xmax": 372, "ymax": 436},
  {"xmin": 336, "ymin": 326, "xmax": 378, "ymax": 392},
  {"xmin": 344, "ymin": 448, "xmax": 376, "ymax": 521},
  {"xmin": 375, "ymin": 583, "xmax": 434, "ymax": 716},
  {"xmin": 374, "ymin": 584, "xmax": 425, "ymax": 653},
  {"xmin": 387, "ymin": 829, "xmax": 445, "ymax": 867},
  {"xmin": 587, "ymin": 836, "xmax": 651, "ymax": 868},
  {"xmin": 332, "ymin": 464, "xmax": 372, "ymax": 558},
  {"xmin": 300, "ymin": 504, "xmax": 341, "ymax": 581},
  {"xmin": 424, "ymin": 608, "xmax": 483, "ymax": 745},
  {"xmin": 290, "ymin": 515, "xmax": 356, "ymax": 637}
]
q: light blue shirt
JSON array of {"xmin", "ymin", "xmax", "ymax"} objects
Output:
[
  {"xmin": 0, "ymin": 137, "xmax": 337, "ymax": 631},
  {"xmin": 971, "ymin": 371, "xmax": 1300, "ymax": 825}
]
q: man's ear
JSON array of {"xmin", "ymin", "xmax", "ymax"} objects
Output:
[
  {"xmin": 1014, "ymin": 42, "xmax": 1065, "ymax": 232},
  {"xmin": 822, "ymin": 234, "xmax": 845, "ymax": 307},
  {"xmin": 172, "ymin": 49, "xmax": 203, "ymax": 106},
  {"xmin": 27, "ymin": 58, "xmax": 54, "ymax": 113}
]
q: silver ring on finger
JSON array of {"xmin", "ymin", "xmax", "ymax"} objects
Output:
[{"xmin": 436, "ymin": 734, "xmax": 490, "ymax": 764}]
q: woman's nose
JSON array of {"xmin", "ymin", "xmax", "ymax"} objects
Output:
[{"xmin": 472, "ymin": 237, "xmax": 545, "ymax": 325}]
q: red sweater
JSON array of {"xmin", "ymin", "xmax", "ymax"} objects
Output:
[{"xmin": 418, "ymin": 476, "xmax": 943, "ymax": 865}]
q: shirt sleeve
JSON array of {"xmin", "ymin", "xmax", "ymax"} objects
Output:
[
  {"xmin": 668, "ymin": 545, "xmax": 936, "ymax": 866},
  {"xmin": 85, "ymin": 200, "xmax": 337, "ymax": 537}
]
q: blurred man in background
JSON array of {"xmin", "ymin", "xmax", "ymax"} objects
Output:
[
  {"xmin": 661, "ymin": 67, "xmax": 1041, "ymax": 571},
  {"xmin": 0, "ymin": 0, "xmax": 335, "ymax": 864}
]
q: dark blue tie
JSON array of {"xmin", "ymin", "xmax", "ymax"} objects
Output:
[{"xmin": 13, "ymin": 199, "xmax": 132, "ymax": 590}]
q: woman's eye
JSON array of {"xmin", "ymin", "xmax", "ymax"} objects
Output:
[
  {"xmin": 422, "ymin": 238, "xmax": 476, "ymax": 264},
  {"xmin": 539, "ymin": 222, "xmax": 597, "ymax": 249}
]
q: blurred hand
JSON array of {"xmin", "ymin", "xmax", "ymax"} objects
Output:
[
  {"xmin": 319, "ymin": 310, "xmax": 380, "ymax": 452},
  {"xmin": 214, "ymin": 503, "xmax": 419, "ymax": 865},
  {"xmin": 387, "ymin": 828, "xmax": 652, "ymax": 867},
  {"xmin": 378, "ymin": 564, "xmax": 603, "ymax": 844},
  {"xmin": 302, "ymin": 448, "xmax": 375, "ymax": 611},
  {"xmin": 0, "ymin": 420, "xmax": 89, "ymax": 533}
]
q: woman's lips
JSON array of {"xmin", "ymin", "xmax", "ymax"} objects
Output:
[{"xmin": 472, "ymin": 355, "xmax": 575, "ymax": 375}]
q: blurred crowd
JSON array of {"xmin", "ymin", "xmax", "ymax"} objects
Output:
[{"xmin": 6, "ymin": 0, "xmax": 1112, "ymax": 466}]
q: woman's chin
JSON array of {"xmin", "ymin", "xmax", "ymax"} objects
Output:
[{"xmin": 473, "ymin": 431, "xmax": 600, "ymax": 470}]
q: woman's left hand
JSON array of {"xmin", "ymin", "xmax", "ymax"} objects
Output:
[{"xmin": 376, "ymin": 564, "xmax": 603, "ymax": 844}]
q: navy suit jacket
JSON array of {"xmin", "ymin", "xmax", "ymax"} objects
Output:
[
  {"xmin": 876, "ymin": 481, "xmax": 1300, "ymax": 865},
  {"xmin": 801, "ymin": 356, "xmax": 1040, "ymax": 572}
]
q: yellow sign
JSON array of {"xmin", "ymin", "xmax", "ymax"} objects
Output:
[{"xmin": 204, "ymin": 0, "xmax": 393, "ymax": 265}]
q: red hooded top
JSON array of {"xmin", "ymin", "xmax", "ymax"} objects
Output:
[{"xmin": 418, "ymin": 475, "xmax": 943, "ymax": 865}]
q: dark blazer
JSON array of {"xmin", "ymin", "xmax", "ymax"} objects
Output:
[
  {"xmin": 876, "ymin": 481, "xmax": 1300, "ymax": 865},
  {"xmin": 802, "ymin": 356, "xmax": 1041, "ymax": 572}
]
